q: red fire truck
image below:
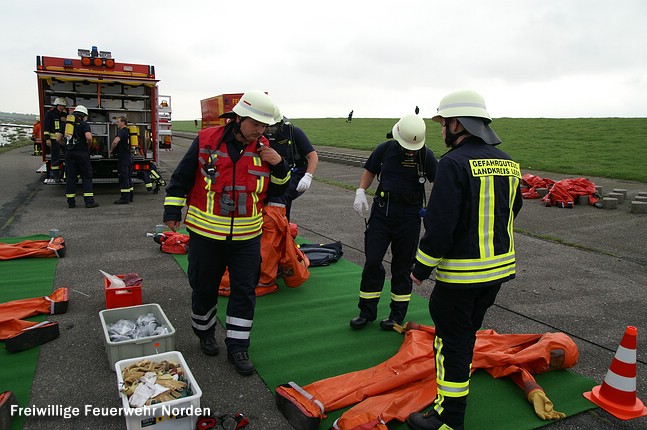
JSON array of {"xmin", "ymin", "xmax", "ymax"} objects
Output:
[
  {"xmin": 200, "ymin": 93, "xmax": 243, "ymax": 129},
  {"xmin": 35, "ymin": 46, "xmax": 170, "ymax": 184}
]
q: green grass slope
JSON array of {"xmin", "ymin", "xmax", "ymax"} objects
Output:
[{"xmin": 172, "ymin": 118, "xmax": 647, "ymax": 183}]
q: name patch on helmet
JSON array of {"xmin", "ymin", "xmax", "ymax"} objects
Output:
[{"xmin": 470, "ymin": 159, "xmax": 521, "ymax": 178}]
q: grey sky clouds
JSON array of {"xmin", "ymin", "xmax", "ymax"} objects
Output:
[{"xmin": 2, "ymin": 0, "xmax": 645, "ymax": 120}]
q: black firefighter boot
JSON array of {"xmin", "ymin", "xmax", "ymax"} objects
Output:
[
  {"xmin": 114, "ymin": 192, "xmax": 130, "ymax": 205},
  {"xmin": 85, "ymin": 197, "xmax": 99, "ymax": 209},
  {"xmin": 67, "ymin": 197, "xmax": 76, "ymax": 209},
  {"xmin": 129, "ymin": 190, "xmax": 134, "ymax": 203}
]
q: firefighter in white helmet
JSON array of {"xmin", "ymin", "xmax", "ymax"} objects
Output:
[
  {"xmin": 263, "ymin": 106, "xmax": 319, "ymax": 220},
  {"xmin": 44, "ymin": 97, "xmax": 68, "ymax": 182},
  {"xmin": 163, "ymin": 91, "xmax": 290, "ymax": 375},
  {"xmin": 407, "ymin": 90, "xmax": 523, "ymax": 430},
  {"xmin": 350, "ymin": 114, "xmax": 438, "ymax": 331},
  {"xmin": 64, "ymin": 105, "xmax": 99, "ymax": 208}
]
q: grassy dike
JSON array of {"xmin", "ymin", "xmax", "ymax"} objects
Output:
[{"xmin": 173, "ymin": 117, "xmax": 647, "ymax": 183}]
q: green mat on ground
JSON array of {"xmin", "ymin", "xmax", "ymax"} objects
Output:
[
  {"xmin": 0, "ymin": 234, "xmax": 59, "ymax": 430},
  {"xmin": 173, "ymin": 251, "xmax": 597, "ymax": 429}
]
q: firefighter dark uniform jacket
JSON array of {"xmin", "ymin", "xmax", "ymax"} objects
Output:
[
  {"xmin": 265, "ymin": 123, "xmax": 314, "ymax": 172},
  {"xmin": 164, "ymin": 125, "xmax": 290, "ymax": 240},
  {"xmin": 43, "ymin": 107, "xmax": 64, "ymax": 141},
  {"xmin": 413, "ymin": 136, "xmax": 523, "ymax": 287}
]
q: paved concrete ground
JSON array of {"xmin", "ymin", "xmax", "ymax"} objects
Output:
[{"xmin": 1, "ymin": 134, "xmax": 646, "ymax": 430}]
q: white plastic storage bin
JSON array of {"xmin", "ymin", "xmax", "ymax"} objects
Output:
[
  {"xmin": 115, "ymin": 351, "xmax": 202, "ymax": 430},
  {"xmin": 99, "ymin": 303, "xmax": 176, "ymax": 370}
]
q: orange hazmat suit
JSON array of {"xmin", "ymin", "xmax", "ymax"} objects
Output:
[{"xmin": 276, "ymin": 323, "xmax": 578, "ymax": 430}]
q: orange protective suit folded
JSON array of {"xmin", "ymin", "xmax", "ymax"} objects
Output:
[
  {"xmin": 0, "ymin": 287, "xmax": 68, "ymax": 340},
  {"xmin": 155, "ymin": 231, "xmax": 189, "ymax": 255},
  {"xmin": 0, "ymin": 237, "xmax": 65, "ymax": 260},
  {"xmin": 219, "ymin": 205, "xmax": 310, "ymax": 297},
  {"xmin": 544, "ymin": 178, "xmax": 598, "ymax": 207},
  {"xmin": 276, "ymin": 323, "xmax": 578, "ymax": 430}
]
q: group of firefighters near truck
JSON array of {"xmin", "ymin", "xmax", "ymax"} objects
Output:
[
  {"xmin": 158, "ymin": 90, "xmax": 578, "ymax": 430},
  {"xmin": 42, "ymin": 98, "xmax": 151, "ymax": 207}
]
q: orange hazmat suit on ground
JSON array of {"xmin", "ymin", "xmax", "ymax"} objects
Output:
[
  {"xmin": 276, "ymin": 323, "xmax": 578, "ymax": 430},
  {"xmin": 0, "ymin": 237, "xmax": 65, "ymax": 260},
  {"xmin": 0, "ymin": 287, "xmax": 68, "ymax": 340}
]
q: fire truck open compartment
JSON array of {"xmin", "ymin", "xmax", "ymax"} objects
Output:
[{"xmin": 35, "ymin": 47, "xmax": 170, "ymax": 183}]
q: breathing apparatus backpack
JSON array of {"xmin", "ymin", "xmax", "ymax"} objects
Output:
[
  {"xmin": 63, "ymin": 114, "xmax": 78, "ymax": 149},
  {"xmin": 128, "ymin": 125, "xmax": 139, "ymax": 154}
]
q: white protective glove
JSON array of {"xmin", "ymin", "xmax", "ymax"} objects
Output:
[
  {"xmin": 296, "ymin": 173, "xmax": 313, "ymax": 193},
  {"xmin": 353, "ymin": 188, "xmax": 370, "ymax": 216}
]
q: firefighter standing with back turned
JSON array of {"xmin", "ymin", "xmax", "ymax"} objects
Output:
[
  {"xmin": 406, "ymin": 90, "xmax": 523, "ymax": 430},
  {"xmin": 109, "ymin": 116, "xmax": 133, "ymax": 204},
  {"xmin": 44, "ymin": 97, "xmax": 67, "ymax": 182},
  {"xmin": 351, "ymin": 114, "xmax": 438, "ymax": 331},
  {"xmin": 163, "ymin": 91, "xmax": 290, "ymax": 376},
  {"xmin": 64, "ymin": 105, "xmax": 99, "ymax": 209}
]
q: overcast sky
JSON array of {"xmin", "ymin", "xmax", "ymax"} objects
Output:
[{"xmin": 2, "ymin": 0, "xmax": 646, "ymax": 120}]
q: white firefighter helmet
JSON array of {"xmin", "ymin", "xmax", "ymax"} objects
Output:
[
  {"xmin": 53, "ymin": 97, "xmax": 67, "ymax": 107},
  {"xmin": 433, "ymin": 90, "xmax": 501, "ymax": 145},
  {"xmin": 432, "ymin": 90, "xmax": 492, "ymax": 123},
  {"xmin": 232, "ymin": 91, "xmax": 277, "ymax": 125},
  {"xmin": 273, "ymin": 105, "xmax": 284, "ymax": 124},
  {"xmin": 73, "ymin": 105, "xmax": 89, "ymax": 117},
  {"xmin": 392, "ymin": 114, "xmax": 426, "ymax": 151}
]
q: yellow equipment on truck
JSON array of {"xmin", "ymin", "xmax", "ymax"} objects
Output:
[{"xmin": 35, "ymin": 46, "xmax": 169, "ymax": 184}]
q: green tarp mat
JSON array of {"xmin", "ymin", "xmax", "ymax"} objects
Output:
[
  {"xmin": 0, "ymin": 234, "xmax": 59, "ymax": 430},
  {"xmin": 173, "ymin": 250, "xmax": 597, "ymax": 429}
]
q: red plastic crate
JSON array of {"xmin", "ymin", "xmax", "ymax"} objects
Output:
[{"xmin": 104, "ymin": 274, "xmax": 143, "ymax": 309}]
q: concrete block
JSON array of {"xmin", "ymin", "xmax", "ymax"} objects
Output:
[
  {"xmin": 607, "ymin": 192, "xmax": 625, "ymax": 204},
  {"xmin": 630, "ymin": 201, "xmax": 647, "ymax": 214},
  {"xmin": 603, "ymin": 197, "xmax": 618, "ymax": 210},
  {"xmin": 635, "ymin": 195, "xmax": 647, "ymax": 202},
  {"xmin": 595, "ymin": 185, "xmax": 603, "ymax": 195},
  {"xmin": 638, "ymin": 191, "xmax": 647, "ymax": 197},
  {"xmin": 536, "ymin": 187, "xmax": 549, "ymax": 197},
  {"xmin": 612, "ymin": 188, "xmax": 628, "ymax": 198},
  {"xmin": 576, "ymin": 195, "xmax": 590, "ymax": 205}
]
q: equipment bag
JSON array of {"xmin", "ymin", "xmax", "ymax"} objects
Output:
[
  {"xmin": 297, "ymin": 242, "xmax": 343, "ymax": 267},
  {"xmin": 152, "ymin": 232, "xmax": 189, "ymax": 255}
]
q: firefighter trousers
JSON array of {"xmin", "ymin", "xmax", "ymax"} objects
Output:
[
  {"xmin": 428, "ymin": 282, "xmax": 502, "ymax": 428},
  {"xmin": 64, "ymin": 149, "xmax": 94, "ymax": 202},
  {"xmin": 50, "ymin": 140, "xmax": 64, "ymax": 175},
  {"xmin": 187, "ymin": 231, "xmax": 260, "ymax": 353},
  {"xmin": 358, "ymin": 201, "xmax": 421, "ymax": 323},
  {"xmin": 117, "ymin": 152, "xmax": 133, "ymax": 195}
]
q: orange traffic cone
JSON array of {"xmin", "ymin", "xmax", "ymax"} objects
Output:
[{"xmin": 584, "ymin": 325, "xmax": 647, "ymax": 420}]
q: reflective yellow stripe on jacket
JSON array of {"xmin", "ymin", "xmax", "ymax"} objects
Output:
[
  {"xmin": 436, "ymin": 251, "xmax": 516, "ymax": 284},
  {"xmin": 185, "ymin": 206, "xmax": 263, "ymax": 241},
  {"xmin": 164, "ymin": 196, "xmax": 186, "ymax": 207}
]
